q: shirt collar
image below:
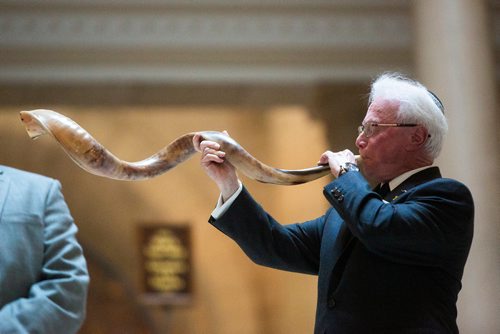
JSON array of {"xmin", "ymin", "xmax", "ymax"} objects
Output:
[{"xmin": 387, "ymin": 165, "xmax": 435, "ymax": 191}]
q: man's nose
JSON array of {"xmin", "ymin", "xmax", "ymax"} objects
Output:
[{"xmin": 355, "ymin": 133, "xmax": 366, "ymax": 149}]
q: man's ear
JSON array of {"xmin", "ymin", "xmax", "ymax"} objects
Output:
[{"xmin": 407, "ymin": 126, "xmax": 429, "ymax": 150}]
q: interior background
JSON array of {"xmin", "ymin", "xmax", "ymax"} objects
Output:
[{"xmin": 0, "ymin": 1, "xmax": 498, "ymax": 333}]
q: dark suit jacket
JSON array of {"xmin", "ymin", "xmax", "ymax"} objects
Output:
[{"xmin": 209, "ymin": 167, "xmax": 474, "ymax": 334}]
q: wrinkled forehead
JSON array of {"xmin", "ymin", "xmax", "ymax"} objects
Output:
[{"xmin": 365, "ymin": 98, "xmax": 400, "ymax": 121}]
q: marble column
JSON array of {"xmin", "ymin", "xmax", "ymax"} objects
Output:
[{"xmin": 413, "ymin": 0, "xmax": 500, "ymax": 333}]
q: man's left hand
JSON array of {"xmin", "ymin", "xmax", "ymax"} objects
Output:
[{"xmin": 319, "ymin": 149, "xmax": 356, "ymax": 178}]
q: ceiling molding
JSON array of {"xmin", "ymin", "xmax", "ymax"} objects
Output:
[
  {"xmin": 1, "ymin": 0, "xmax": 498, "ymax": 84},
  {"xmin": 0, "ymin": 0, "xmax": 412, "ymax": 84}
]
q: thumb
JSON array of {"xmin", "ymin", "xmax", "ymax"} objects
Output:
[{"xmin": 193, "ymin": 133, "xmax": 203, "ymax": 152}]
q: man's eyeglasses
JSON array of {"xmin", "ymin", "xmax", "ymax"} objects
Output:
[{"xmin": 357, "ymin": 122, "xmax": 418, "ymax": 138}]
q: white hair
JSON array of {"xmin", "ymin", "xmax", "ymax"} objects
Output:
[{"xmin": 369, "ymin": 72, "xmax": 448, "ymax": 159}]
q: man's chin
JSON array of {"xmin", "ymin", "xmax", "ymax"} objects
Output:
[{"xmin": 358, "ymin": 158, "xmax": 379, "ymax": 185}]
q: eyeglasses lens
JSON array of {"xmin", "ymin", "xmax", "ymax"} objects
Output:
[{"xmin": 358, "ymin": 123, "xmax": 373, "ymax": 137}]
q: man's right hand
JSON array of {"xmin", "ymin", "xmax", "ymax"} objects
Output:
[{"xmin": 193, "ymin": 131, "xmax": 241, "ymax": 201}]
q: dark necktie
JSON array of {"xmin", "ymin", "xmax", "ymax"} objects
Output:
[{"xmin": 376, "ymin": 183, "xmax": 391, "ymax": 199}]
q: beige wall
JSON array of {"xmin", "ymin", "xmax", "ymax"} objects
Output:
[
  {"xmin": 2, "ymin": 76, "xmax": 499, "ymax": 333},
  {"xmin": 0, "ymin": 105, "xmax": 331, "ymax": 334},
  {"xmin": 413, "ymin": 1, "xmax": 500, "ymax": 332}
]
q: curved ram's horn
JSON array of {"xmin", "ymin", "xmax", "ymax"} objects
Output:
[{"xmin": 20, "ymin": 109, "xmax": 359, "ymax": 185}]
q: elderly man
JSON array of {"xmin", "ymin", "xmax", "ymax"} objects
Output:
[{"xmin": 196, "ymin": 73, "xmax": 474, "ymax": 333}]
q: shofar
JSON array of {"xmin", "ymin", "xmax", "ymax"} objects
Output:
[{"xmin": 19, "ymin": 109, "xmax": 359, "ymax": 185}]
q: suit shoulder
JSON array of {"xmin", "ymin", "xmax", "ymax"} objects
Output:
[
  {"xmin": 412, "ymin": 177, "xmax": 474, "ymax": 218},
  {"xmin": 425, "ymin": 177, "xmax": 472, "ymax": 197},
  {"xmin": 0, "ymin": 165, "xmax": 57, "ymax": 187}
]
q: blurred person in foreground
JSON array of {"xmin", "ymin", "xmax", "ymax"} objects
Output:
[
  {"xmin": 195, "ymin": 72, "xmax": 474, "ymax": 334},
  {"xmin": 0, "ymin": 165, "xmax": 89, "ymax": 333}
]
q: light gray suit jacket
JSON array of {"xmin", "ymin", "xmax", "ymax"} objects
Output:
[{"xmin": 0, "ymin": 165, "xmax": 89, "ymax": 334}]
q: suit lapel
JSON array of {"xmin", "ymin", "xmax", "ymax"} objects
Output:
[
  {"xmin": 318, "ymin": 211, "xmax": 354, "ymax": 293},
  {"xmin": 322, "ymin": 213, "xmax": 355, "ymax": 273},
  {"xmin": 321, "ymin": 211, "xmax": 350, "ymax": 267},
  {"xmin": 386, "ymin": 166, "xmax": 442, "ymax": 202}
]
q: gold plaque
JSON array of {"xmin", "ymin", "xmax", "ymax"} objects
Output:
[{"xmin": 138, "ymin": 224, "xmax": 192, "ymax": 305}]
